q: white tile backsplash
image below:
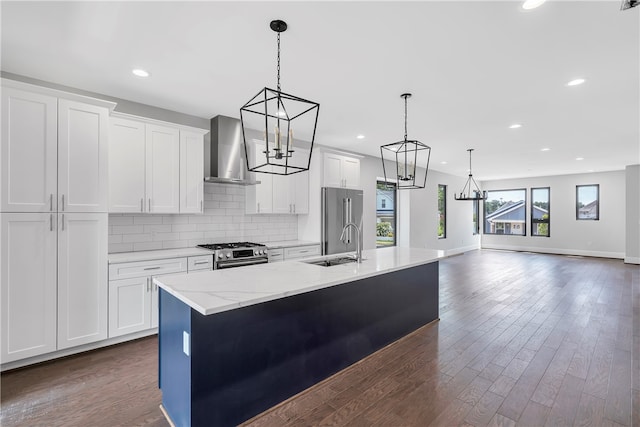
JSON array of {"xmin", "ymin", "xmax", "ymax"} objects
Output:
[{"xmin": 108, "ymin": 183, "xmax": 299, "ymax": 253}]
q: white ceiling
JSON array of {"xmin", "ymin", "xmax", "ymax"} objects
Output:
[{"xmin": 2, "ymin": 1, "xmax": 638, "ymax": 180}]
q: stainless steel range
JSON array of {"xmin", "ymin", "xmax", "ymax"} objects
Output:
[{"xmin": 197, "ymin": 242, "xmax": 268, "ymax": 269}]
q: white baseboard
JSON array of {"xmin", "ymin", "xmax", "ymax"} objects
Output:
[
  {"xmin": 1, "ymin": 329, "xmax": 158, "ymax": 372},
  {"xmin": 624, "ymin": 256, "xmax": 640, "ymax": 264},
  {"xmin": 444, "ymin": 244, "xmax": 481, "ymax": 257},
  {"xmin": 480, "ymin": 243, "xmax": 624, "ymax": 260}
]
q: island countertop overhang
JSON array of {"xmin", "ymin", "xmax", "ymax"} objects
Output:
[{"xmin": 154, "ymin": 246, "xmax": 446, "ymax": 316}]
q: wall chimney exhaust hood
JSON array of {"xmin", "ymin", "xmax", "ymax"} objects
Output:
[{"xmin": 205, "ymin": 115, "xmax": 259, "ymax": 185}]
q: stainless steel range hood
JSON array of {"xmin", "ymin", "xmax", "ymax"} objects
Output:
[{"xmin": 205, "ymin": 115, "xmax": 259, "ymax": 185}]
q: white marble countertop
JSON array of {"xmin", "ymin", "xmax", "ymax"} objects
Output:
[
  {"xmin": 108, "ymin": 247, "xmax": 214, "ymax": 264},
  {"xmin": 155, "ymin": 247, "xmax": 446, "ymax": 316},
  {"xmin": 262, "ymin": 240, "xmax": 320, "ymax": 249}
]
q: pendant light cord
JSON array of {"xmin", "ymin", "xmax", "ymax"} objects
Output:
[
  {"xmin": 404, "ymin": 95, "xmax": 408, "ymax": 141},
  {"xmin": 276, "ymin": 32, "xmax": 281, "ymax": 92}
]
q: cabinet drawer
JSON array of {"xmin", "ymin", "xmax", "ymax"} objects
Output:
[
  {"xmin": 188, "ymin": 255, "xmax": 213, "ymax": 272},
  {"xmin": 268, "ymin": 248, "xmax": 284, "ymax": 263},
  {"xmin": 284, "ymin": 245, "xmax": 320, "ymax": 260},
  {"xmin": 108, "ymin": 257, "xmax": 188, "ymax": 280}
]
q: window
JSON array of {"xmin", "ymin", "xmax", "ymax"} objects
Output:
[
  {"xmin": 484, "ymin": 189, "xmax": 526, "ymax": 235},
  {"xmin": 576, "ymin": 184, "xmax": 599, "ymax": 220},
  {"xmin": 531, "ymin": 187, "xmax": 550, "ymax": 237},
  {"xmin": 472, "ymin": 199, "xmax": 480, "ymax": 235},
  {"xmin": 376, "ymin": 181, "xmax": 396, "ymax": 247},
  {"xmin": 438, "ymin": 184, "xmax": 446, "ymax": 239}
]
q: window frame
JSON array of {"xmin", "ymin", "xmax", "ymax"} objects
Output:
[
  {"xmin": 483, "ymin": 188, "xmax": 527, "ymax": 236},
  {"xmin": 472, "ymin": 199, "xmax": 480, "ymax": 235},
  {"xmin": 576, "ymin": 184, "xmax": 599, "ymax": 221},
  {"xmin": 376, "ymin": 180, "xmax": 397, "ymax": 248},
  {"xmin": 438, "ymin": 184, "xmax": 447, "ymax": 239},
  {"xmin": 531, "ymin": 187, "xmax": 550, "ymax": 237}
]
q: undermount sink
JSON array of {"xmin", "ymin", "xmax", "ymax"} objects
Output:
[{"xmin": 304, "ymin": 256, "xmax": 359, "ymax": 267}]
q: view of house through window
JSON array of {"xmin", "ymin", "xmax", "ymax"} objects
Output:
[
  {"xmin": 472, "ymin": 199, "xmax": 480, "ymax": 235},
  {"xmin": 438, "ymin": 184, "xmax": 446, "ymax": 239},
  {"xmin": 576, "ymin": 184, "xmax": 599, "ymax": 220},
  {"xmin": 484, "ymin": 189, "xmax": 526, "ymax": 235},
  {"xmin": 531, "ymin": 187, "xmax": 550, "ymax": 237},
  {"xmin": 376, "ymin": 181, "xmax": 396, "ymax": 247}
]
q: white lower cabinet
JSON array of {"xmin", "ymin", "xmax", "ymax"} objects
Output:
[
  {"xmin": 108, "ymin": 257, "xmax": 188, "ymax": 338},
  {"xmin": 284, "ymin": 244, "xmax": 321, "ymax": 260},
  {"xmin": 0, "ymin": 212, "xmax": 107, "ymax": 363}
]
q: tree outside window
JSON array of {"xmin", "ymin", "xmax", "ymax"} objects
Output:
[
  {"xmin": 376, "ymin": 181, "xmax": 396, "ymax": 247},
  {"xmin": 438, "ymin": 185, "xmax": 446, "ymax": 239}
]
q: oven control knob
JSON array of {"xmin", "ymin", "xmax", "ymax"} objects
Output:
[
  {"xmin": 259, "ymin": 250, "xmax": 264, "ymax": 255},
  {"xmin": 264, "ymin": 249, "xmax": 268, "ymax": 255},
  {"xmin": 217, "ymin": 253, "xmax": 224, "ymax": 259},
  {"xmin": 226, "ymin": 253, "xmax": 231, "ymax": 258}
]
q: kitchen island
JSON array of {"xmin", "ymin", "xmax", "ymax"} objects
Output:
[{"xmin": 155, "ymin": 247, "xmax": 444, "ymax": 427}]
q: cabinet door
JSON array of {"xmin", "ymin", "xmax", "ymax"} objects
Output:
[
  {"xmin": 151, "ymin": 279, "xmax": 159, "ymax": 329},
  {"xmin": 293, "ymin": 171, "xmax": 309, "ymax": 214},
  {"xmin": 179, "ymin": 131, "xmax": 204, "ymax": 214},
  {"xmin": 109, "ymin": 118, "xmax": 146, "ymax": 213},
  {"xmin": 57, "ymin": 213, "xmax": 107, "ymax": 349},
  {"xmin": 246, "ymin": 143, "xmax": 273, "ymax": 214},
  {"xmin": 1, "ymin": 213, "xmax": 57, "ymax": 363},
  {"xmin": 108, "ymin": 277, "xmax": 151, "ymax": 338},
  {"xmin": 342, "ymin": 157, "xmax": 361, "ymax": 189},
  {"xmin": 58, "ymin": 99, "xmax": 108, "ymax": 213},
  {"xmin": 272, "ymin": 174, "xmax": 292, "ymax": 214},
  {"xmin": 1, "ymin": 88, "xmax": 57, "ymax": 212},
  {"xmin": 323, "ymin": 153, "xmax": 343, "ymax": 188},
  {"xmin": 146, "ymin": 124, "xmax": 180, "ymax": 213}
]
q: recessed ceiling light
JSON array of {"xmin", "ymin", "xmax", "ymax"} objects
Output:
[
  {"xmin": 541, "ymin": 148, "xmax": 551, "ymax": 151},
  {"xmin": 509, "ymin": 124, "xmax": 522, "ymax": 129},
  {"xmin": 567, "ymin": 78, "xmax": 585, "ymax": 86},
  {"xmin": 576, "ymin": 157, "xmax": 584, "ymax": 161},
  {"xmin": 356, "ymin": 134, "xmax": 365, "ymax": 139},
  {"xmin": 522, "ymin": 0, "xmax": 546, "ymax": 9},
  {"xmin": 440, "ymin": 161, "xmax": 447, "ymax": 165},
  {"xmin": 132, "ymin": 68, "xmax": 150, "ymax": 78}
]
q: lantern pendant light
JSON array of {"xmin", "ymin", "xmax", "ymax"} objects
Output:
[
  {"xmin": 380, "ymin": 93, "xmax": 431, "ymax": 190},
  {"xmin": 240, "ymin": 20, "xmax": 319, "ymax": 176},
  {"xmin": 454, "ymin": 149, "xmax": 487, "ymax": 201}
]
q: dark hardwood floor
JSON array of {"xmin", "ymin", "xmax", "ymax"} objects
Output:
[{"xmin": 1, "ymin": 250, "xmax": 638, "ymax": 426}]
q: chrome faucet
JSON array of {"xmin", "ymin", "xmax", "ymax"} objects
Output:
[{"xmin": 340, "ymin": 222, "xmax": 363, "ymax": 263}]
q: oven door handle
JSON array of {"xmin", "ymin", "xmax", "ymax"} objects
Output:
[{"xmin": 216, "ymin": 258, "xmax": 269, "ymax": 269}]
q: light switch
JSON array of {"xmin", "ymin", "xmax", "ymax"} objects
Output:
[{"xmin": 183, "ymin": 331, "xmax": 190, "ymax": 356}]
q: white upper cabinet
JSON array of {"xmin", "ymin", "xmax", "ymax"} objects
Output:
[
  {"xmin": 57, "ymin": 213, "xmax": 107, "ymax": 349},
  {"xmin": 180, "ymin": 130, "xmax": 204, "ymax": 213},
  {"xmin": 1, "ymin": 88, "xmax": 58, "ymax": 212},
  {"xmin": 108, "ymin": 114, "xmax": 207, "ymax": 214},
  {"xmin": 146, "ymin": 124, "xmax": 180, "ymax": 214},
  {"xmin": 58, "ymin": 99, "xmax": 108, "ymax": 212},
  {"xmin": 1, "ymin": 84, "xmax": 111, "ymax": 213},
  {"xmin": 108, "ymin": 118, "xmax": 146, "ymax": 213},
  {"xmin": 323, "ymin": 152, "xmax": 360, "ymax": 189},
  {"xmin": 0, "ymin": 213, "xmax": 57, "ymax": 363}
]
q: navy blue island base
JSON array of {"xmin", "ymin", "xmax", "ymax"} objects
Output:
[{"xmin": 159, "ymin": 261, "xmax": 439, "ymax": 427}]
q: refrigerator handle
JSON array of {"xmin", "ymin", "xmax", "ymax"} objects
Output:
[{"xmin": 342, "ymin": 198, "xmax": 350, "ymax": 244}]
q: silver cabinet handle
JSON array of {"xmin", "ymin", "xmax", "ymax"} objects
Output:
[
  {"xmin": 50, "ymin": 214, "xmax": 53, "ymax": 231},
  {"xmin": 61, "ymin": 214, "xmax": 65, "ymax": 231},
  {"xmin": 201, "ymin": 200, "xmax": 203, "ymax": 212},
  {"xmin": 50, "ymin": 194, "xmax": 53, "ymax": 212},
  {"xmin": 61, "ymin": 194, "xmax": 65, "ymax": 211},
  {"xmin": 257, "ymin": 202, "xmax": 260, "ymax": 213},
  {"xmin": 141, "ymin": 198, "xmax": 144, "ymax": 212},
  {"xmin": 194, "ymin": 261, "xmax": 209, "ymax": 265},
  {"xmin": 148, "ymin": 198, "xmax": 151, "ymax": 212},
  {"xmin": 144, "ymin": 266, "xmax": 161, "ymax": 270}
]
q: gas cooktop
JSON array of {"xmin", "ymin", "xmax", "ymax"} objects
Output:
[{"xmin": 197, "ymin": 242, "xmax": 265, "ymax": 251}]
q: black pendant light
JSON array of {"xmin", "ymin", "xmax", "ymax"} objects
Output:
[
  {"xmin": 240, "ymin": 20, "xmax": 319, "ymax": 176},
  {"xmin": 380, "ymin": 93, "xmax": 431, "ymax": 190},
  {"xmin": 454, "ymin": 149, "xmax": 487, "ymax": 201}
]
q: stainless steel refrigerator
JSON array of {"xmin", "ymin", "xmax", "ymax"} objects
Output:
[{"xmin": 321, "ymin": 187, "xmax": 364, "ymax": 255}]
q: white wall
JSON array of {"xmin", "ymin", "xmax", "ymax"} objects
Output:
[
  {"xmin": 298, "ymin": 147, "xmax": 481, "ymax": 255},
  {"xmin": 625, "ymin": 165, "xmax": 640, "ymax": 264},
  {"xmin": 480, "ymin": 170, "xmax": 626, "ymax": 258}
]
